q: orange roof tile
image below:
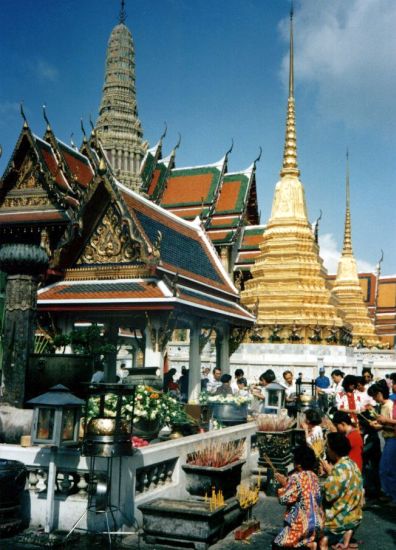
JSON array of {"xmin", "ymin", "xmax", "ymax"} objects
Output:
[
  {"xmin": 215, "ymin": 180, "xmax": 241, "ymax": 211},
  {"xmin": 61, "ymin": 150, "xmax": 94, "ymax": 187},
  {"xmin": 38, "ymin": 281, "xmax": 165, "ymax": 302},
  {"xmin": 147, "ymin": 168, "xmax": 162, "ymax": 196},
  {"xmin": 161, "ymin": 173, "xmax": 214, "ymax": 205}
]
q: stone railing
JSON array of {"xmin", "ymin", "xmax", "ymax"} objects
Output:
[{"xmin": 0, "ymin": 422, "xmax": 258, "ymax": 531}]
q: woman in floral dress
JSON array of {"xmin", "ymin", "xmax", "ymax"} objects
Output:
[{"xmin": 272, "ymin": 445, "xmax": 324, "ymax": 549}]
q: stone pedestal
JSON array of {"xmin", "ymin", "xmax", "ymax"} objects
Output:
[
  {"xmin": 182, "ymin": 459, "xmax": 246, "ymax": 500},
  {"xmin": 139, "ymin": 496, "xmax": 245, "ymax": 550}
]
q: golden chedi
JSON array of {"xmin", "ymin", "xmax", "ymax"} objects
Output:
[
  {"xmin": 241, "ymin": 11, "xmax": 346, "ymax": 345},
  {"xmin": 330, "ymin": 155, "xmax": 380, "ymax": 348}
]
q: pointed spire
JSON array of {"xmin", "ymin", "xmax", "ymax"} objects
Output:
[
  {"xmin": 20, "ymin": 102, "xmax": 28, "ymax": 128},
  {"xmin": 342, "ymin": 149, "xmax": 353, "ymax": 255},
  {"xmin": 42, "ymin": 104, "xmax": 51, "ymax": 132},
  {"xmin": 119, "ymin": 0, "xmax": 126, "ymax": 25},
  {"xmin": 253, "ymin": 146, "xmax": 263, "ymax": 169},
  {"xmin": 280, "ymin": 4, "xmax": 299, "ymax": 178},
  {"xmin": 289, "ymin": 2, "xmax": 294, "ymax": 97}
]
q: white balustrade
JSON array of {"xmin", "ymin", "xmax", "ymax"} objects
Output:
[{"xmin": 0, "ymin": 422, "xmax": 258, "ymax": 531}]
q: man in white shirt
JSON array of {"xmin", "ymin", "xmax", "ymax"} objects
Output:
[
  {"xmin": 282, "ymin": 370, "xmax": 297, "ymax": 416},
  {"xmin": 206, "ymin": 367, "xmax": 222, "ymax": 394}
]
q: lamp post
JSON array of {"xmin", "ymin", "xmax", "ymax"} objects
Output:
[
  {"xmin": 27, "ymin": 384, "xmax": 84, "ymax": 533},
  {"xmin": 262, "ymin": 382, "xmax": 286, "ymax": 415}
]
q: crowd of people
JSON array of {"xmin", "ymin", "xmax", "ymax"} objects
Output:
[
  {"xmin": 162, "ymin": 364, "xmax": 396, "ymax": 549},
  {"xmin": 271, "ymin": 367, "xmax": 396, "ymax": 549}
]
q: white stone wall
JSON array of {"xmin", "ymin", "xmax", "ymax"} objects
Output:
[
  {"xmin": 0, "ymin": 423, "xmax": 257, "ymax": 531},
  {"xmin": 168, "ymin": 341, "xmax": 396, "ymax": 382}
]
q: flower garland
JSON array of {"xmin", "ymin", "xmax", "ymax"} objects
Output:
[
  {"xmin": 87, "ymin": 385, "xmax": 191, "ymax": 426},
  {"xmin": 199, "ymin": 391, "xmax": 251, "ymax": 406}
]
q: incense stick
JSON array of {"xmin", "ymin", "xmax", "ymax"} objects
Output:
[{"xmin": 262, "ymin": 452, "xmax": 279, "ymax": 475}]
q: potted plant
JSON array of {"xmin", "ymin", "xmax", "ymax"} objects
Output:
[
  {"xmin": 182, "ymin": 439, "xmax": 246, "ymax": 500},
  {"xmin": 200, "ymin": 392, "xmax": 251, "ymax": 426}
]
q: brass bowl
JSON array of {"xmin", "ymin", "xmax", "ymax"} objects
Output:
[
  {"xmin": 299, "ymin": 395, "xmax": 313, "ymax": 404},
  {"xmin": 87, "ymin": 417, "xmax": 129, "ymax": 436},
  {"xmin": 169, "ymin": 430, "xmax": 184, "ymax": 440}
]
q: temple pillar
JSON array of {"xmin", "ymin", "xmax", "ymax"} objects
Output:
[
  {"xmin": 144, "ymin": 324, "xmax": 163, "ymax": 373},
  {"xmin": 103, "ymin": 323, "xmax": 118, "ymax": 383},
  {"xmin": 0, "ymin": 243, "xmax": 48, "ymax": 407},
  {"xmin": 188, "ymin": 319, "xmax": 201, "ymax": 403},
  {"xmin": 216, "ymin": 324, "xmax": 230, "ymax": 374}
]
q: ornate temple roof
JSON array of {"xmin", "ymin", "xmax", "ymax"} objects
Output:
[
  {"xmin": 141, "ymin": 150, "xmax": 260, "ymax": 259},
  {"xmin": 0, "ymin": 124, "xmax": 253, "ymax": 327},
  {"xmin": 0, "ymin": 123, "xmax": 83, "ymax": 238},
  {"xmin": 0, "ymin": 110, "xmax": 253, "ymax": 327}
]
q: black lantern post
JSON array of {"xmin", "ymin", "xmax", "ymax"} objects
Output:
[
  {"xmin": 263, "ymin": 381, "xmax": 286, "ymax": 414},
  {"xmin": 27, "ymin": 385, "xmax": 84, "ymax": 533},
  {"xmin": 295, "ymin": 378, "xmax": 317, "ymax": 413}
]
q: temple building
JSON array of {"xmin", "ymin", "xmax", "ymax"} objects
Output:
[
  {"xmin": 95, "ymin": 1, "xmax": 147, "ymax": 191},
  {"xmin": 0, "ymin": 115, "xmax": 253, "ymax": 406},
  {"xmin": 330, "ymin": 156, "xmax": 380, "ymax": 347},
  {"xmin": 0, "ymin": 0, "xmax": 395, "ymax": 406},
  {"xmin": 239, "ymin": 12, "xmax": 348, "ymax": 345},
  {"xmin": 92, "ymin": 2, "xmax": 393, "ymax": 350}
]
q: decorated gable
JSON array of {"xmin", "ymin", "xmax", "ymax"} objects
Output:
[
  {"xmin": 77, "ymin": 201, "xmax": 142, "ymax": 266},
  {"xmin": 0, "ymin": 132, "xmax": 73, "ymax": 229}
]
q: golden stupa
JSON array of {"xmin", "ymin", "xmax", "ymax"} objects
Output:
[
  {"xmin": 241, "ymin": 11, "xmax": 347, "ymax": 345},
  {"xmin": 330, "ymin": 155, "xmax": 380, "ymax": 348}
]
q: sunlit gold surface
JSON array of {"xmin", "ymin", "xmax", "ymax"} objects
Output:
[
  {"xmin": 331, "ymin": 157, "xmax": 380, "ymax": 348},
  {"xmin": 87, "ymin": 417, "xmax": 129, "ymax": 436},
  {"xmin": 241, "ymin": 13, "xmax": 344, "ymax": 343}
]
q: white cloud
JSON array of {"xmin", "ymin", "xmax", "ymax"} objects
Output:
[
  {"xmin": 279, "ymin": 0, "xmax": 396, "ymax": 131},
  {"xmin": 36, "ymin": 59, "xmax": 59, "ymax": 82},
  {"xmin": 319, "ymin": 233, "xmax": 375, "ymax": 275}
]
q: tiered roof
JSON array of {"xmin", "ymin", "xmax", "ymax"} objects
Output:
[
  {"xmin": 234, "ymin": 225, "xmax": 266, "ymax": 272},
  {"xmin": 0, "ymin": 115, "xmax": 253, "ymax": 327},
  {"xmin": 141, "ymin": 146, "xmax": 260, "ymax": 271},
  {"xmin": 0, "ymin": 124, "xmax": 88, "ymax": 232}
]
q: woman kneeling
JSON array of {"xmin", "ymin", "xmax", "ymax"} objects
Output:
[{"xmin": 272, "ymin": 445, "xmax": 324, "ymax": 549}]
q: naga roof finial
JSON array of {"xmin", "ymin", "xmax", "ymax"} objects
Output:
[
  {"xmin": 80, "ymin": 118, "xmax": 87, "ymax": 143},
  {"xmin": 20, "ymin": 102, "xmax": 28, "ymax": 128},
  {"xmin": 42, "ymin": 104, "xmax": 51, "ymax": 132},
  {"xmin": 225, "ymin": 138, "xmax": 234, "ymax": 158},
  {"xmin": 174, "ymin": 132, "xmax": 182, "ymax": 152},
  {"xmin": 160, "ymin": 121, "xmax": 168, "ymax": 143},
  {"xmin": 119, "ymin": 0, "xmax": 127, "ymax": 25},
  {"xmin": 253, "ymin": 146, "xmax": 262, "ymax": 167}
]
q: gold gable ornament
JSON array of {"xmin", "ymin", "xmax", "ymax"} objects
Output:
[{"xmin": 78, "ymin": 203, "xmax": 140, "ymax": 265}]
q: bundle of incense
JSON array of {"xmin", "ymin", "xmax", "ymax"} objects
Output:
[
  {"xmin": 262, "ymin": 453, "xmax": 279, "ymax": 475},
  {"xmin": 357, "ymin": 411, "xmax": 378, "ymax": 423}
]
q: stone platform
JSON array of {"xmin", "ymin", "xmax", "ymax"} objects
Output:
[
  {"xmin": 169, "ymin": 341, "xmax": 396, "ymax": 380},
  {"xmin": 3, "ymin": 495, "xmax": 395, "ymax": 549}
]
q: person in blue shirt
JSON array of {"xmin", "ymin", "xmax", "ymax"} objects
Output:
[{"xmin": 315, "ymin": 367, "xmax": 330, "ymax": 412}]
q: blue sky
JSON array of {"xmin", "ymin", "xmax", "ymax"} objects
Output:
[{"xmin": 1, "ymin": 0, "xmax": 395, "ymax": 274}]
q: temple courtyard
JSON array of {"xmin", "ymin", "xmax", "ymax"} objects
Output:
[{"xmin": 3, "ymin": 495, "xmax": 395, "ymax": 549}]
